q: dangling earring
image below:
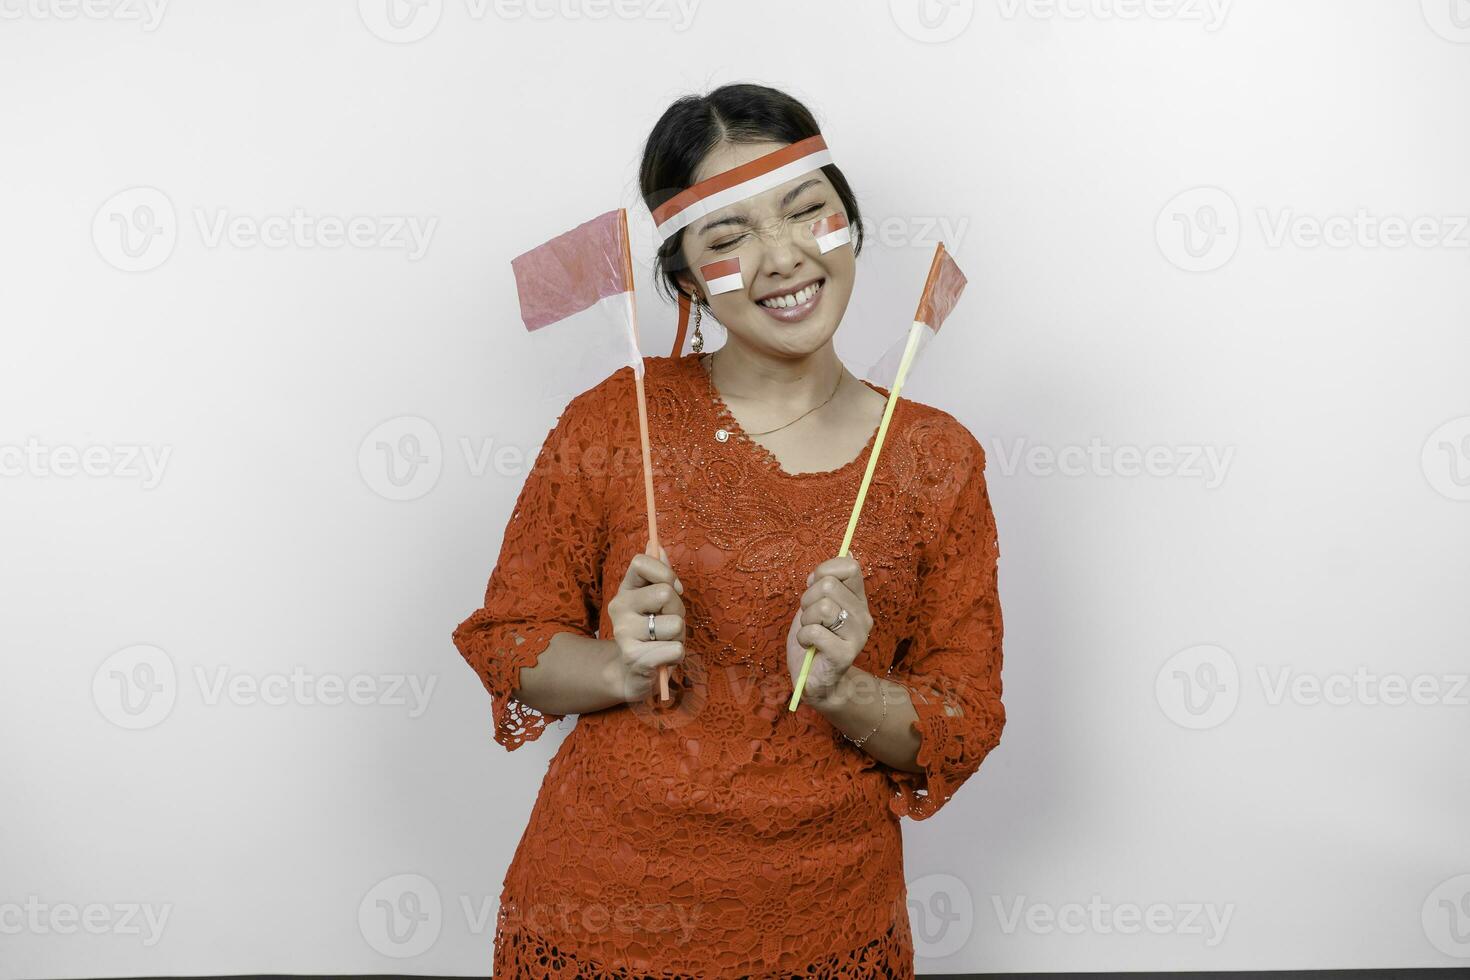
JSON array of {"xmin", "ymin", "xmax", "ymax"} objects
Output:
[{"xmin": 691, "ymin": 300, "xmax": 705, "ymax": 353}]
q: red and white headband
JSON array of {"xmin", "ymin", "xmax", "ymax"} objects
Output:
[{"xmin": 651, "ymin": 134, "xmax": 834, "ymax": 242}]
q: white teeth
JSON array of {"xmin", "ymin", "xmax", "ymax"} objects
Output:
[{"xmin": 760, "ymin": 281, "xmax": 821, "ymax": 309}]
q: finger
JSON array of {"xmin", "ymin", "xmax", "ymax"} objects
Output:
[
  {"xmin": 619, "ymin": 553, "xmax": 667, "ymax": 590},
  {"xmin": 630, "ymin": 640, "xmax": 685, "ymax": 673},
  {"xmin": 664, "ymin": 549, "xmax": 685, "ymax": 593},
  {"xmin": 625, "ymin": 581, "xmax": 683, "ymax": 616},
  {"xmin": 805, "ymin": 555, "xmax": 865, "ymax": 601},
  {"xmin": 659, "ymin": 546, "xmax": 684, "ymax": 593},
  {"xmin": 655, "ymin": 549, "xmax": 682, "ymax": 587},
  {"xmin": 619, "ymin": 553, "xmax": 683, "ymax": 594},
  {"xmin": 799, "ymin": 595, "xmax": 847, "ymax": 629},
  {"xmin": 799, "ymin": 574, "xmax": 862, "ymax": 617},
  {"xmin": 625, "ymin": 611, "xmax": 684, "ymax": 642},
  {"xmin": 796, "ymin": 621, "xmax": 844, "ymax": 659}
]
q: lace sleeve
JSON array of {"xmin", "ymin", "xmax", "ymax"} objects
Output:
[
  {"xmin": 451, "ymin": 383, "xmax": 612, "ymax": 751},
  {"xmin": 885, "ymin": 441, "xmax": 1005, "ymax": 820}
]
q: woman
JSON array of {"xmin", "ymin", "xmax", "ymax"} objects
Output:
[{"xmin": 453, "ymin": 83, "xmax": 1005, "ymax": 978}]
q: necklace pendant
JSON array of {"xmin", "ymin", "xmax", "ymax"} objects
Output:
[{"xmin": 715, "ymin": 428, "xmax": 729, "ymax": 442}]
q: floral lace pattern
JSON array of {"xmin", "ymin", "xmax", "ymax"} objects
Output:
[
  {"xmin": 452, "ymin": 353, "xmax": 1004, "ymax": 977},
  {"xmin": 493, "ymin": 916, "xmax": 914, "ymax": 978}
]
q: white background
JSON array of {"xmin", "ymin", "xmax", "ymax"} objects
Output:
[{"xmin": 3, "ymin": 0, "xmax": 1469, "ymax": 976}]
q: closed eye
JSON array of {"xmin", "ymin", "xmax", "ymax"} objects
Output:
[{"xmin": 711, "ymin": 202, "xmax": 826, "ymax": 250}]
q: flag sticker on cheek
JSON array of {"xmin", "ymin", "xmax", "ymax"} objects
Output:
[
  {"xmin": 700, "ymin": 257, "xmax": 744, "ymax": 295},
  {"xmin": 811, "ymin": 213, "xmax": 851, "ymax": 254}
]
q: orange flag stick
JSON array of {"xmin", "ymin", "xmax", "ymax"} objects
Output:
[
  {"xmin": 617, "ymin": 211, "xmax": 673, "ymax": 702},
  {"xmin": 511, "ymin": 208, "xmax": 672, "ymax": 703}
]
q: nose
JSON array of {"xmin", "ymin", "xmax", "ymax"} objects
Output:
[{"xmin": 755, "ymin": 219, "xmax": 806, "ymax": 283}]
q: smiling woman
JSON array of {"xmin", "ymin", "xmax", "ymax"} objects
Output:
[
  {"xmin": 644, "ymin": 100, "xmax": 863, "ymax": 352},
  {"xmin": 453, "ymin": 82, "xmax": 1006, "ymax": 979}
]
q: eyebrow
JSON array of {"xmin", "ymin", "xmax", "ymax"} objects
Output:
[{"xmin": 694, "ymin": 178, "xmax": 825, "ymax": 237}]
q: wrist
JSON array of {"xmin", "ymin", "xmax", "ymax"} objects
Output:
[
  {"xmin": 810, "ymin": 666, "xmax": 862, "ymax": 716},
  {"xmin": 598, "ymin": 640, "xmax": 629, "ymax": 704}
]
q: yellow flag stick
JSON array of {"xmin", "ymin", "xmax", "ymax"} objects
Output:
[{"xmin": 788, "ymin": 319, "xmax": 927, "ymax": 711}]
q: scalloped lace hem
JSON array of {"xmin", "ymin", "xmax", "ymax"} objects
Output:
[{"xmin": 492, "ymin": 920, "xmax": 915, "ymax": 979}]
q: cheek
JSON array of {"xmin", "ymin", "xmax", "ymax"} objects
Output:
[
  {"xmin": 707, "ymin": 290, "xmax": 750, "ymax": 322},
  {"xmin": 826, "ymin": 242, "xmax": 857, "ymax": 276},
  {"xmin": 819, "ymin": 248, "xmax": 857, "ymax": 297}
]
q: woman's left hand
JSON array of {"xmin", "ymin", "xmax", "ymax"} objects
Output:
[{"xmin": 786, "ymin": 556, "xmax": 875, "ymax": 708}]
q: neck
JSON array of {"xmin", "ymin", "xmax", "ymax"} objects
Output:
[{"xmin": 708, "ymin": 339, "xmax": 845, "ymax": 412}]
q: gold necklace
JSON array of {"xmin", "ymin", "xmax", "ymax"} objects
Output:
[{"xmin": 708, "ymin": 350, "xmax": 845, "ymax": 437}]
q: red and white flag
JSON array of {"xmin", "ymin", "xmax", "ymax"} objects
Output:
[
  {"xmin": 810, "ymin": 212, "xmax": 851, "ymax": 254},
  {"xmin": 512, "ymin": 209, "xmax": 644, "ymax": 378},
  {"xmin": 914, "ymin": 241, "xmax": 967, "ymax": 333},
  {"xmin": 864, "ymin": 242, "xmax": 968, "ymax": 391},
  {"xmin": 699, "ymin": 257, "xmax": 744, "ymax": 296}
]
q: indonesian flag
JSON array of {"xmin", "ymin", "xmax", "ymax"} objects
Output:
[
  {"xmin": 511, "ymin": 209, "xmax": 644, "ymax": 378},
  {"xmin": 914, "ymin": 241, "xmax": 967, "ymax": 333},
  {"xmin": 811, "ymin": 212, "xmax": 851, "ymax": 254},
  {"xmin": 864, "ymin": 242, "xmax": 968, "ymax": 390},
  {"xmin": 700, "ymin": 258, "xmax": 743, "ymax": 295}
]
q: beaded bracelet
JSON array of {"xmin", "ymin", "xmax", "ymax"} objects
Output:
[{"xmin": 844, "ymin": 677, "xmax": 888, "ymax": 748}]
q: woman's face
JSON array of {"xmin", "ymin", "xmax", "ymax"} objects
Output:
[{"xmin": 677, "ymin": 141, "xmax": 856, "ymax": 359}]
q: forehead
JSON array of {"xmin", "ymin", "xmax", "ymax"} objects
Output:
[{"xmin": 688, "ymin": 140, "xmax": 834, "ymax": 224}]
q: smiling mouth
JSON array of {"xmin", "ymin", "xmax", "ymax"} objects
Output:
[{"xmin": 756, "ymin": 279, "xmax": 825, "ymax": 322}]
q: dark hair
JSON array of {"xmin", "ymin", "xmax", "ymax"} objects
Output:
[{"xmin": 638, "ymin": 82, "xmax": 864, "ymax": 309}]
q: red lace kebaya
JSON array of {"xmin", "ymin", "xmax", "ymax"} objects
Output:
[{"xmin": 453, "ymin": 352, "xmax": 1005, "ymax": 978}]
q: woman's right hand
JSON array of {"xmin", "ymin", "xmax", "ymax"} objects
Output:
[{"xmin": 604, "ymin": 546, "xmax": 686, "ymax": 703}]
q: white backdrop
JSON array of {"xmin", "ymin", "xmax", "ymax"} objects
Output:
[{"xmin": 3, "ymin": 0, "xmax": 1468, "ymax": 976}]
